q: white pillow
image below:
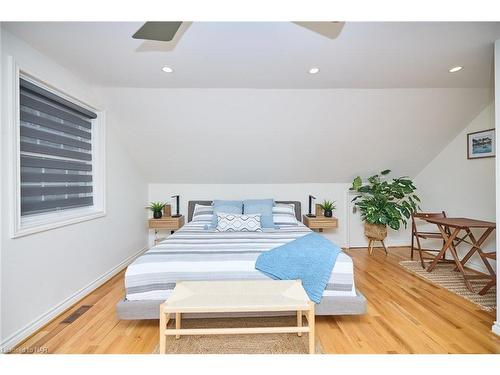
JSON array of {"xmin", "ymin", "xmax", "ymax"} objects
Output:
[
  {"xmin": 215, "ymin": 212, "xmax": 263, "ymax": 232},
  {"xmin": 191, "ymin": 204, "xmax": 214, "ymax": 222},
  {"xmin": 272, "ymin": 204, "xmax": 299, "ymax": 226}
]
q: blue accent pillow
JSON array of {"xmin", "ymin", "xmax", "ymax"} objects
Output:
[
  {"xmin": 210, "ymin": 200, "xmax": 243, "ymax": 228},
  {"xmin": 243, "ymin": 199, "xmax": 276, "ymax": 229}
]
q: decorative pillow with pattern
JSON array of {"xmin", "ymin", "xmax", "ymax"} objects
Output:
[
  {"xmin": 215, "ymin": 212, "xmax": 263, "ymax": 232},
  {"xmin": 272, "ymin": 203, "xmax": 299, "ymax": 226},
  {"xmin": 191, "ymin": 204, "xmax": 214, "ymax": 222},
  {"xmin": 211, "ymin": 200, "xmax": 244, "ymax": 228}
]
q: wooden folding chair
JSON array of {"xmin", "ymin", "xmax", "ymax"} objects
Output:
[{"xmin": 411, "ymin": 212, "xmax": 450, "ymax": 268}]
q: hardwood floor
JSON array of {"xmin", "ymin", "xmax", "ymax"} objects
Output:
[{"xmin": 12, "ymin": 247, "xmax": 500, "ymax": 354}]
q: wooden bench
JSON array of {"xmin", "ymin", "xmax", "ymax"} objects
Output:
[{"xmin": 159, "ymin": 280, "xmax": 315, "ymax": 354}]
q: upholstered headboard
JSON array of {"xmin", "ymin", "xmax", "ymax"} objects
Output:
[{"xmin": 187, "ymin": 200, "xmax": 302, "ymax": 222}]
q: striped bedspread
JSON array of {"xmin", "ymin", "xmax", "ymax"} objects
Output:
[{"xmin": 125, "ymin": 221, "xmax": 356, "ymax": 301}]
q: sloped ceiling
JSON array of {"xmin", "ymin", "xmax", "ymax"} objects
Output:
[{"xmin": 99, "ymin": 87, "xmax": 492, "ymax": 183}]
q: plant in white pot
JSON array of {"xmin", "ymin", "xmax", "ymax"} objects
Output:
[{"xmin": 350, "ymin": 170, "xmax": 420, "ymax": 250}]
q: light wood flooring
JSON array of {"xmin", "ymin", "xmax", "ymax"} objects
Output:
[{"xmin": 12, "ymin": 247, "xmax": 500, "ymax": 354}]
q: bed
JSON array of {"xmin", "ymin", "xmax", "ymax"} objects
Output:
[{"xmin": 116, "ymin": 201, "xmax": 366, "ymax": 319}]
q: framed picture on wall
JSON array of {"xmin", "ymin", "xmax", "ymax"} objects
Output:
[{"xmin": 467, "ymin": 129, "xmax": 495, "ymax": 159}]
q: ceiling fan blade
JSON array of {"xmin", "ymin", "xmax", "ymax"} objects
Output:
[
  {"xmin": 132, "ymin": 21, "xmax": 183, "ymax": 42},
  {"xmin": 134, "ymin": 22, "xmax": 192, "ymax": 52},
  {"xmin": 293, "ymin": 22, "xmax": 345, "ymax": 40}
]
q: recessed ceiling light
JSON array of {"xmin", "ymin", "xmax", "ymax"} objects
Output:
[
  {"xmin": 162, "ymin": 66, "xmax": 174, "ymax": 73},
  {"xmin": 309, "ymin": 67, "xmax": 320, "ymax": 74},
  {"xmin": 448, "ymin": 66, "xmax": 463, "ymax": 73}
]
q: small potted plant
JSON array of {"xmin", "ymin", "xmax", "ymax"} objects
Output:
[
  {"xmin": 147, "ymin": 202, "xmax": 166, "ymax": 219},
  {"xmin": 350, "ymin": 170, "xmax": 420, "ymax": 241},
  {"xmin": 319, "ymin": 200, "xmax": 336, "ymax": 218}
]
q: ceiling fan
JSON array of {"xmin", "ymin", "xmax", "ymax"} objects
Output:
[{"xmin": 132, "ymin": 21, "xmax": 345, "ymax": 46}]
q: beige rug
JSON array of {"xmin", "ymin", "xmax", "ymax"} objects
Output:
[
  {"xmin": 153, "ymin": 316, "xmax": 323, "ymax": 354},
  {"xmin": 399, "ymin": 261, "xmax": 496, "ymax": 312}
]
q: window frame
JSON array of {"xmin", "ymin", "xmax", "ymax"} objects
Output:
[{"xmin": 7, "ymin": 57, "xmax": 106, "ymax": 238}]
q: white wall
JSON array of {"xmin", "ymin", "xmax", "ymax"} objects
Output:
[
  {"xmin": 149, "ymin": 182, "xmax": 413, "ymax": 249},
  {"xmin": 0, "ymin": 23, "xmax": 4, "ymax": 347},
  {"xmin": 0, "ymin": 30, "xmax": 149, "ymax": 350},
  {"xmin": 415, "ymin": 103, "xmax": 495, "ymax": 273},
  {"xmin": 494, "ymin": 39, "xmax": 500, "ymax": 337}
]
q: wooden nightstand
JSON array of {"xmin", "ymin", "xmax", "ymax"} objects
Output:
[
  {"xmin": 302, "ymin": 215, "xmax": 338, "ymax": 233},
  {"xmin": 149, "ymin": 216, "xmax": 185, "ymax": 244}
]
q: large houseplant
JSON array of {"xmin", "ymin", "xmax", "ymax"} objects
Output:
[{"xmin": 350, "ymin": 170, "xmax": 420, "ymax": 240}]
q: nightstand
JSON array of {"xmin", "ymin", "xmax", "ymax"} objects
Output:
[
  {"xmin": 302, "ymin": 215, "xmax": 338, "ymax": 233},
  {"xmin": 149, "ymin": 216, "xmax": 185, "ymax": 245}
]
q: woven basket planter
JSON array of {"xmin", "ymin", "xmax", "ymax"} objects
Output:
[{"xmin": 364, "ymin": 223, "xmax": 387, "ymax": 241}]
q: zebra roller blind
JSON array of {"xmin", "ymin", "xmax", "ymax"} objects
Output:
[{"xmin": 20, "ymin": 77, "xmax": 97, "ymax": 216}]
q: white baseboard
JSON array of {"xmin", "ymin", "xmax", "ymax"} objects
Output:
[
  {"xmin": 0, "ymin": 245, "xmax": 147, "ymax": 352},
  {"xmin": 350, "ymin": 242, "xmax": 411, "ymax": 249},
  {"xmin": 348, "ymin": 241, "xmax": 411, "ymax": 249},
  {"xmin": 492, "ymin": 322, "xmax": 500, "ymax": 336}
]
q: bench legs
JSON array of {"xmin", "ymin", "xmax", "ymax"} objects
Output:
[
  {"xmin": 307, "ymin": 303, "xmax": 315, "ymax": 354},
  {"xmin": 159, "ymin": 304, "xmax": 170, "ymax": 354},
  {"xmin": 297, "ymin": 310, "xmax": 302, "ymax": 337},
  {"xmin": 175, "ymin": 312, "xmax": 181, "ymax": 339},
  {"xmin": 159, "ymin": 305, "xmax": 316, "ymax": 354}
]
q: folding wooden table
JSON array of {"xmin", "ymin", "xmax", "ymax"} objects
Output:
[{"xmin": 423, "ymin": 217, "xmax": 496, "ymax": 293}]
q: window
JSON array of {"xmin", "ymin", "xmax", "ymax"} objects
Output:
[
  {"xmin": 19, "ymin": 77, "xmax": 96, "ymax": 216},
  {"xmin": 9, "ymin": 65, "xmax": 105, "ymax": 237}
]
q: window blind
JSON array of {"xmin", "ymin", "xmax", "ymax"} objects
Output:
[{"xmin": 19, "ymin": 78, "xmax": 97, "ymax": 216}]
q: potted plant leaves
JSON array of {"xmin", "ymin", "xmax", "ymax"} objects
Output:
[
  {"xmin": 350, "ymin": 170, "xmax": 420, "ymax": 242},
  {"xmin": 147, "ymin": 202, "xmax": 167, "ymax": 219},
  {"xmin": 319, "ymin": 200, "xmax": 336, "ymax": 218}
]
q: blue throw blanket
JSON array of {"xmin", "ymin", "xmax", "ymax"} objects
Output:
[{"xmin": 255, "ymin": 232, "xmax": 341, "ymax": 303}]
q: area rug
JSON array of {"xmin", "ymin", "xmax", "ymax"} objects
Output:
[
  {"xmin": 152, "ymin": 316, "xmax": 323, "ymax": 354},
  {"xmin": 399, "ymin": 261, "xmax": 496, "ymax": 312}
]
